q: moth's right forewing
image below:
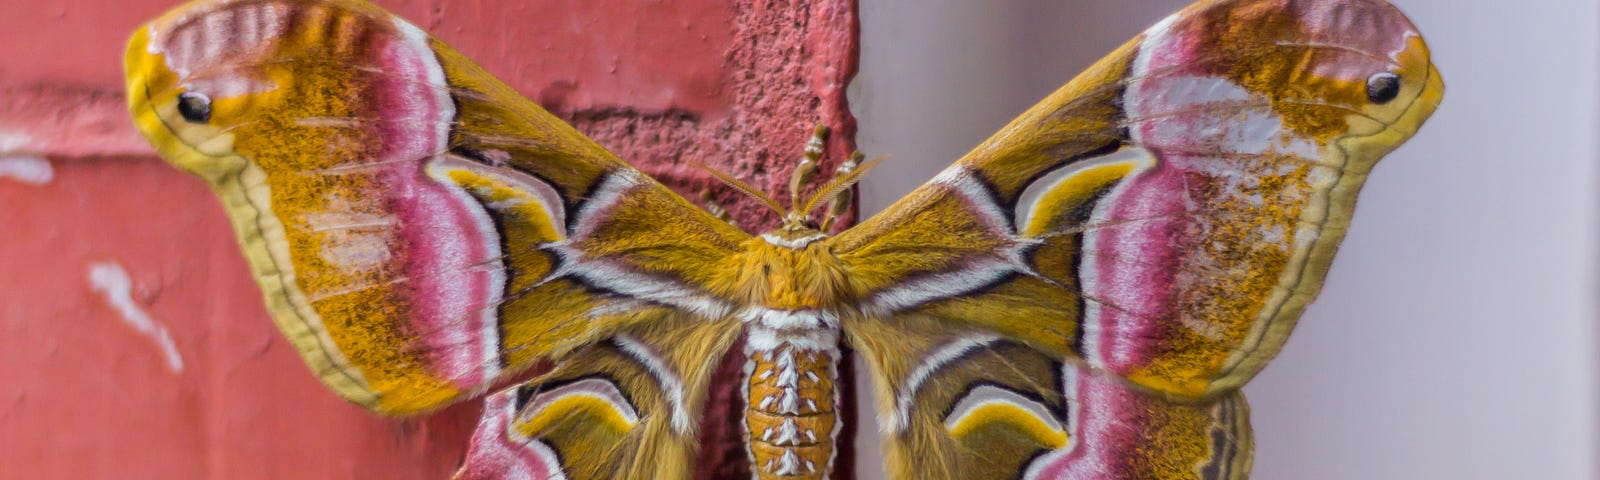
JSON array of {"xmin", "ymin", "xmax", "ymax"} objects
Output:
[{"xmin": 126, "ymin": 0, "xmax": 750, "ymax": 417}]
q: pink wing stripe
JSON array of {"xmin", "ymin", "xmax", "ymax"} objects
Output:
[
  {"xmin": 1083, "ymin": 163, "xmax": 1187, "ymax": 373},
  {"xmin": 370, "ymin": 21, "xmax": 504, "ymax": 390},
  {"xmin": 455, "ymin": 392, "xmax": 563, "ymax": 480}
]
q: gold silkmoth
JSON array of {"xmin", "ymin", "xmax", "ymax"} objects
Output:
[{"xmin": 125, "ymin": 0, "xmax": 1442, "ymax": 478}]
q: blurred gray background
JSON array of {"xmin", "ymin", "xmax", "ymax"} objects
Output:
[{"xmin": 851, "ymin": 0, "xmax": 1598, "ymax": 478}]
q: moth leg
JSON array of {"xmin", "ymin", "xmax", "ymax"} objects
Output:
[
  {"xmin": 697, "ymin": 189, "xmax": 737, "ymax": 225},
  {"xmin": 788, "ymin": 124, "xmax": 830, "ymax": 210}
]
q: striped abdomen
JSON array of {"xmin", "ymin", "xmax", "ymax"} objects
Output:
[{"xmin": 744, "ymin": 339, "xmax": 840, "ymax": 480}]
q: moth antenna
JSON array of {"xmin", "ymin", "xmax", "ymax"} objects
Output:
[
  {"xmin": 820, "ymin": 151, "xmax": 864, "ymax": 231},
  {"xmin": 802, "ymin": 153, "xmax": 886, "ymax": 217},
  {"xmin": 690, "ymin": 162, "xmax": 786, "ymax": 217},
  {"xmin": 788, "ymin": 125, "xmax": 830, "ymax": 212}
]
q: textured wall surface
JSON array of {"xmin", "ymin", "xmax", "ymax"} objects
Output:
[{"xmin": 0, "ymin": 0, "xmax": 859, "ymax": 478}]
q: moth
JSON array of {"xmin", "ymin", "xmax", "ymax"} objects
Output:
[{"xmin": 124, "ymin": 0, "xmax": 1442, "ymax": 478}]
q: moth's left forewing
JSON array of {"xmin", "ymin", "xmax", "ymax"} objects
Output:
[
  {"xmin": 837, "ymin": 0, "xmax": 1442, "ymax": 403},
  {"xmin": 831, "ymin": 38, "xmax": 1139, "ymax": 358},
  {"xmin": 1106, "ymin": 0, "xmax": 1443, "ymax": 396}
]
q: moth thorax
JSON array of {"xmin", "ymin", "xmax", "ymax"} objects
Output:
[
  {"xmin": 759, "ymin": 227, "xmax": 827, "ymax": 250},
  {"xmin": 736, "ymin": 238, "xmax": 856, "ymax": 314}
]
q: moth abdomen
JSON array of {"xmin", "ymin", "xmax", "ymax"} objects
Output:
[{"xmin": 743, "ymin": 337, "xmax": 841, "ymax": 480}]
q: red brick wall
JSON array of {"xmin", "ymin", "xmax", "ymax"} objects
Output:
[{"xmin": 0, "ymin": 1, "xmax": 858, "ymax": 477}]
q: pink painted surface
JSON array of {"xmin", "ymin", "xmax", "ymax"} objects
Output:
[
  {"xmin": 0, "ymin": 158, "xmax": 478, "ymax": 479},
  {"xmin": 0, "ymin": 0, "xmax": 859, "ymax": 478},
  {"xmin": 0, "ymin": 1, "xmax": 732, "ymax": 115}
]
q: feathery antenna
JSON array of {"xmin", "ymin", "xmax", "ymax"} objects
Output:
[
  {"xmin": 695, "ymin": 125, "xmax": 875, "ymax": 230},
  {"xmin": 691, "ymin": 162, "xmax": 786, "ymax": 217},
  {"xmin": 801, "ymin": 153, "xmax": 885, "ymax": 217},
  {"xmin": 819, "ymin": 151, "xmax": 865, "ymax": 231}
]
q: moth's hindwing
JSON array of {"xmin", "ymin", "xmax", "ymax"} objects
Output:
[
  {"xmin": 457, "ymin": 310, "xmax": 744, "ymax": 480},
  {"xmin": 847, "ymin": 316, "xmax": 1252, "ymax": 480},
  {"xmin": 125, "ymin": 0, "xmax": 750, "ymax": 417},
  {"xmin": 848, "ymin": 315, "xmax": 1069, "ymax": 479},
  {"xmin": 833, "ymin": 0, "xmax": 1443, "ymax": 404},
  {"xmin": 1022, "ymin": 365, "xmax": 1254, "ymax": 480}
]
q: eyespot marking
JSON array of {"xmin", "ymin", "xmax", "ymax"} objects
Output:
[
  {"xmin": 1366, "ymin": 72, "xmax": 1401, "ymax": 104},
  {"xmin": 176, "ymin": 91, "xmax": 212, "ymax": 123}
]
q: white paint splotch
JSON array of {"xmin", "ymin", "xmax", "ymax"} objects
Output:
[
  {"xmin": 0, "ymin": 131, "xmax": 32, "ymax": 152},
  {"xmin": 87, "ymin": 261, "xmax": 184, "ymax": 373},
  {"xmin": 0, "ymin": 156, "xmax": 54, "ymax": 185},
  {"xmin": 0, "ymin": 130, "xmax": 51, "ymax": 185}
]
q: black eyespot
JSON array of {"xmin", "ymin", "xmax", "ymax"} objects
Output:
[
  {"xmin": 1366, "ymin": 73, "xmax": 1401, "ymax": 104},
  {"xmin": 176, "ymin": 92, "xmax": 212, "ymax": 123}
]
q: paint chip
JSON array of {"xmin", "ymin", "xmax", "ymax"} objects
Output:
[
  {"xmin": 0, "ymin": 156, "xmax": 53, "ymax": 185},
  {"xmin": 87, "ymin": 261, "xmax": 184, "ymax": 373}
]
